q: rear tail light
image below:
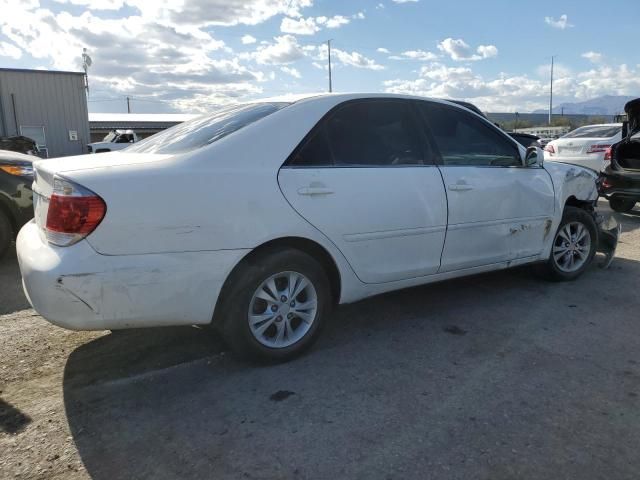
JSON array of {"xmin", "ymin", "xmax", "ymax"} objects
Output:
[
  {"xmin": 45, "ymin": 177, "xmax": 106, "ymax": 246},
  {"xmin": 586, "ymin": 144, "xmax": 611, "ymax": 154},
  {"xmin": 604, "ymin": 147, "xmax": 612, "ymax": 161},
  {"xmin": 544, "ymin": 144, "xmax": 555, "ymax": 154}
]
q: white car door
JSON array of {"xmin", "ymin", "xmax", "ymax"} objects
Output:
[
  {"xmin": 278, "ymin": 99, "xmax": 448, "ymax": 284},
  {"xmin": 416, "ymin": 101, "xmax": 555, "ymax": 272}
]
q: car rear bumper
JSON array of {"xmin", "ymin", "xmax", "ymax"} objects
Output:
[
  {"xmin": 17, "ymin": 220, "xmax": 248, "ymax": 331},
  {"xmin": 544, "ymin": 155, "xmax": 605, "ymax": 172}
]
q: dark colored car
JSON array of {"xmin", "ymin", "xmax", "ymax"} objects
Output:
[
  {"xmin": 445, "ymin": 99, "xmax": 487, "ymax": 118},
  {"xmin": 0, "ymin": 136, "xmax": 39, "ymax": 156},
  {"xmin": 0, "ymin": 149, "xmax": 34, "ymax": 256},
  {"xmin": 599, "ymin": 98, "xmax": 640, "ymax": 212},
  {"xmin": 509, "ymin": 132, "xmax": 541, "ymax": 148}
]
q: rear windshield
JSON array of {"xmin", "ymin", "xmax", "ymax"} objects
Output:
[
  {"xmin": 126, "ymin": 102, "xmax": 289, "ymax": 154},
  {"xmin": 563, "ymin": 125, "xmax": 621, "ymax": 139}
]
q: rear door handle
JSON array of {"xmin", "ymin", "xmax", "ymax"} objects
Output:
[
  {"xmin": 298, "ymin": 187, "xmax": 334, "ymax": 196},
  {"xmin": 448, "ymin": 184, "xmax": 474, "ymax": 191}
]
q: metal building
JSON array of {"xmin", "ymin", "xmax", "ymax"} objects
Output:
[{"xmin": 0, "ymin": 68, "xmax": 90, "ymax": 158}]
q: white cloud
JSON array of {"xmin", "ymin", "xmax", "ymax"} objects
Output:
[
  {"xmin": 544, "ymin": 14, "xmax": 573, "ymax": 29},
  {"xmin": 377, "ymin": 47, "xmax": 390, "ymax": 54},
  {"xmin": 325, "ymin": 15, "xmax": 350, "ymax": 28},
  {"xmin": 332, "ymin": 48, "xmax": 385, "ymax": 70},
  {"xmin": 280, "ymin": 13, "xmax": 360, "ymax": 35},
  {"xmin": 280, "ymin": 16, "xmax": 320, "ymax": 35},
  {"xmin": 398, "ymin": 49, "xmax": 438, "ymax": 61},
  {"xmin": 52, "ymin": 0, "xmax": 124, "ymax": 10},
  {"xmin": 383, "ymin": 61, "xmax": 640, "ymax": 112},
  {"xmin": 252, "ymin": 35, "xmax": 305, "ymax": 64},
  {"xmin": 391, "ymin": 0, "xmax": 418, "ymax": 3},
  {"xmin": 241, "ymin": 34, "xmax": 257, "ymax": 45},
  {"xmin": 476, "ymin": 45, "xmax": 498, "ymax": 59},
  {"xmin": 280, "ymin": 66, "xmax": 301, "ymax": 78},
  {"xmin": 437, "ymin": 38, "xmax": 498, "ymax": 61},
  {"xmin": 0, "ymin": 41, "xmax": 22, "ymax": 59},
  {"xmin": 582, "ymin": 51, "xmax": 603, "ymax": 63}
]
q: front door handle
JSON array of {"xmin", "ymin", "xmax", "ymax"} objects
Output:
[
  {"xmin": 298, "ymin": 186, "xmax": 334, "ymax": 196},
  {"xmin": 448, "ymin": 184, "xmax": 474, "ymax": 191}
]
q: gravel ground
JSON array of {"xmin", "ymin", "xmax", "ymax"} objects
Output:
[{"xmin": 1, "ymin": 202, "xmax": 640, "ymax": 480}]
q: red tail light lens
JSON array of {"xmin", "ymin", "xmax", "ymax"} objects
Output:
[
  {"xmin": 544, "ymin": 144, "xmax": 555, "ymax": 154},
  {"xmin": 586, "ymin": 144, "xmax": 611, "ymax": 154},
  {"xmin": 45, "ymin": 177, "xmax": 106, "ymax": 246},
  {"xmin": 604, "ymin": 147, "xmax": 612, "ymax": 161}
]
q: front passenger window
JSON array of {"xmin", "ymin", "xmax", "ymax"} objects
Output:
[{"xmin": 419, "ymin": 102, "xmax": 521, "ymax": 167}]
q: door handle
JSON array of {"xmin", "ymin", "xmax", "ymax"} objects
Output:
[
  {"xmin": 448, "ymin": 184, "xmax": 474, "ymax": 191},
  {"xmin": 297, "ymin": 187, "xmax": 334, "ymax": 196}
]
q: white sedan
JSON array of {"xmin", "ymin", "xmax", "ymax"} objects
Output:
[
  {"xmin": 17, "ymin": 94, "xmax": 617, "ymax": 361},
  {"xmin": 544, "ymin": 123, "xmax": 622, "ymax": 172}
]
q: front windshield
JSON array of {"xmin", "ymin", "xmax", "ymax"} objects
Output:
[
  {"xmin": 563, "ymin": 125, "xmax": 621, "ymax": 139},
  {"xmin": 126, "ymin": 102, "xmax": 289, "ymax": 155}
]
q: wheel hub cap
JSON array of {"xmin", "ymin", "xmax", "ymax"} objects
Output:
[
  {"xmin": 552, "ymin": 221, "xmax": 591, "ymax": 273},
  {"xmin": 248, "ymin": 271, "xmax": 318, "ymax": 349}
]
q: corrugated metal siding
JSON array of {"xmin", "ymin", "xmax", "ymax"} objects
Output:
[{"xmin": 0, "ymin": 70, "xmax": 89, "ymax": 158}]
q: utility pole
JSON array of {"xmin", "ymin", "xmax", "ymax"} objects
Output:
[
  {"xmin": 548, "ymin": 55, "xmax": 555, "ymax": 126},
  {"xmin": 327, "ymin": 39, "xmax": 333, "ymax": 93},
  {"xmin": 126, "ymin": 96, "xmax": 131, "ymax": 114}
]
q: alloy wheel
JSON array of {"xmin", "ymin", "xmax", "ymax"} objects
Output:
[
  {"xmin": 248, "ymin": 271, "xmax": 318, "ymax": 348},
  {"xmin": 552, "ymin": 221, "xmax": 592, "ymax": 273}
]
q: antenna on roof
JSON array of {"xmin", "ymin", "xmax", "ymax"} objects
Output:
[{"xmin": 82, "ymin": 48, "xmax": 93, "ymax": 96}]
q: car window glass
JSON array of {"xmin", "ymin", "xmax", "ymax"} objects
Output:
[
  {"xmin": 326, "ymin": 101, "xmax": 424, "ymax": 166},
  {"xmin": 291, "ymin": 126, "xmax": 332, "ymax": 167},
  {"xmin": 563, "ymin": 125, "xmax": 621, "ymax": 139},
  {"xmin": 419, "ymin": 102, "xmax": 521, "ymax": 167},
  {"xmin": 127, "ymin": 103, "xmax": 289, "ymax": 155}
]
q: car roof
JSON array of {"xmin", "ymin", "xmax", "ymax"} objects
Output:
[{"xmin": 251, "ymin": 92, "xmax": 478, "ymax": 110}]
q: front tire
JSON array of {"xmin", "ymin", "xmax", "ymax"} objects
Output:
[
  {"xmin": 218, "ymin": 248, "xmax": 331, "ymax": 362},
  {"xmin": 609, "ymin": 197, "xmax": 636, "ymax": 213},
  {"xmin": 537, "ymin": 207, "xmax": 597, "ymax": 281}
]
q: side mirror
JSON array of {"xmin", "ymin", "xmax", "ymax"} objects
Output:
[{"xmin": 525, "ymin": 146, "xmax": 544, "ymax": 167}]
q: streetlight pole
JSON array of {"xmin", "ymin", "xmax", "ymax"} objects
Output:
[
  {"xmin": 327, "ymin": 39, "xmax": 333, "ymax": 93},
  {"xmin": 549, "ymin": 55, "xmax": 556, "ymax": 126}
]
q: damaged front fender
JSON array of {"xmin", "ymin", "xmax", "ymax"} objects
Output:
[{"xmin": 595, "ymin": 214, "xmax": 621, "ymax": 269}]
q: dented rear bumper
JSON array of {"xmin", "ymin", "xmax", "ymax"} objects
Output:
[{"xmin": 595, "ymin": 214, "xmax": 621, "ymax": 269}]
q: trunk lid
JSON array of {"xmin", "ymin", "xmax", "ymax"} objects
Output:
[
  {"xmin": 32, "ymin": 152, "xmax": 171, "ymax": 233},
  {"xmin": 613, "ymin": 98, "xmax": 640, "ymax": 171}
]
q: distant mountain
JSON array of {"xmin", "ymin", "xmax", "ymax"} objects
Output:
[{"xmin": 533, "ymin": 95, "xmax": 635, "ymax": 115}]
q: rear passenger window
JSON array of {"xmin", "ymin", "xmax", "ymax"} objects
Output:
[
  {"xmin": 418, "ymin": 102, "xmax": 521, "ymax": 167},
  {"xmin": 290, "ymin": 100, "xmax": 425, "ymax": 167}
]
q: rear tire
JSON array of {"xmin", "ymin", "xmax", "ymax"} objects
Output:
[
  {"xmin": 218, "ymin": 248, "xmax": 331, "ymax": 363},
  {"xmin": 609, "ymin": 197, "xmax": 636, "ymax": 213},
  {"xmin": 536, "ymin": 207, "xmax": 597, "ymax": 282},
  {"xmin": 0, "ymin": 210, "xmax": 12, "ymax": 259}
]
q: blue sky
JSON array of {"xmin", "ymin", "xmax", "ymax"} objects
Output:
[{"xmin": 0, "ymin": 0, "xmax": 638, "ymax": 114}]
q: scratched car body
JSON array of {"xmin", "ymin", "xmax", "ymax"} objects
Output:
[{"xmin": 17, "ymin": 93, "xmax": 617, "ymax": 361}]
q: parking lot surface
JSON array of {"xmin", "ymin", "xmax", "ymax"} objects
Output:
[{"xmin": 2, "ymin": 202, "xmax": 640, "ymax": 480}]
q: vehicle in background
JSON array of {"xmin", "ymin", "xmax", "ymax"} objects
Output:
[
  {"xmin": 599, "ymin": 99, "xmax": 640, "ymax": 212},
  {"xmin": 509, "ymin": 132, "xmax": 542, "ymax": 148},
  {"xmin": 0, "ymin": 149, "xmax": 34, "ymax": 256},
  {"xmin": 87, "ymin": 129, "xmax": 139, "ymax": 153},
  {"xmin": 544, "ymin": 124, "xmax": 622, "ymax": 172},
  {"xmin": 17, "ymin": 94, "xmax": 619, "ymax": 362},
  {"xmin": 0, "ymin": 136, "xmax": 40, "ymax": 156},
  {"xmin": 445, "ymin": 99, "xmax": 487, "ymax": 118}
]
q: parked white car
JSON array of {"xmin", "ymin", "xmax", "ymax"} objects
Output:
[
  {"xmin": 87, "ymin": 129, "xmax": 139, "ymax": 154},
  {"xmin": 17, "ymin": 94, "xmax": 618, "ymax": 361},
  {"xmin": 544, "ymin": 124, "xmax": 622, "ymax": 172}
]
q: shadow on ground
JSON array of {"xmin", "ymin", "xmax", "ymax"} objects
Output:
[{"xmin": 63, "ymin": 256, "xmax": 640, "ymax": 480}]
